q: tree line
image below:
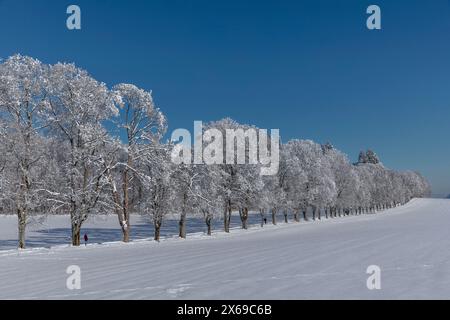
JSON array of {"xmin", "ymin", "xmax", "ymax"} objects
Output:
[{"xmin": 0, "ymin": 55, "xmax": 430, "ymax": 248}]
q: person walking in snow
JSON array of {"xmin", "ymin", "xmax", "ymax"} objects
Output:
[{"xmin": 84, "ymin": 233, "xmax": 88, "ymax": 246}]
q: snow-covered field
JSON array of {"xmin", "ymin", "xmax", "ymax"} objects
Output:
[{"xmin": 1, "ymin": 198, "xmax": 450, "ymax": 299}]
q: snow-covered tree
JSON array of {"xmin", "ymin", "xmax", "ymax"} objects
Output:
[
  {"xmin": 171, "ymin": 162, "xmax": 197, "ymax": 238},
  {"xmin": 354, "ymin": 164, "xmax": 373, "ymax": 213},
  {"xmin": 366, "ymin": 149, "xmax": 380, "ymax": 165},
  {"xmin": 323, "ymin": 146, "xmax": 356, "ymax": 216},
  {"xmin": 138, "ymin": 145, "xmax": 174, "ymax": 241},
  {"xmin": 189, "ymin": 164, "xmax": 224, "ymax": 235},
  {"xmin": 107, "ymin": 83, "xmax": 166, "ymax": 242},
  {"xmin": 283, "ymin": 140, "xmax": 335, "ymax": 221},
  {"xmin": 204, "ymin": 118, "xmax": 264, "ymax": 231},
  {"xmin": 0, "ymin": 123, "xmax": 9, "ymax": 215},
  {"xmin": 357, "ymin": 151, "xmax": 368, "ymax": 164},
  {"xmin": 0, "ymin": 55, "xmax": 53, "ymax": 248},
  {"xmin": 261, "ymin": 170, "xmax": 287, "ymax": 225},
  {"xmin": 399, "ymin": 171, "xmax": 430, "ymax": 203},
  {"xmin": 44, "ymin": 62, "xmax": 118, "ymax": 246}
]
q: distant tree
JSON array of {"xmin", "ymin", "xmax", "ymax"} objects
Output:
[
  {"xmin": 366, "ymin": 149, "xmax": 380, "ymax": 164},
  {"xmin": 323, "ymin": 147, "xmax": 356, "ymax": 216},
  {"xmin": 321, "ymin": 142, "xmax": 334, "ymax": 153},
  {"xmin": 204, "ymin": 118, "xmax": 263, "ymax": 232},
  {"xmin": 171, "ymin": 162, "xmax": 197, "ymax": 239},
  {"xmin": 283, "ymin": 140, "xmax": 334, "ymax": 221},
  {"xmin": 189, "ymin": 164, "xmax": 223, "ymax": 235},
  {"xmin": 139, "ymin": 145, "xmax": 174, "ymax": 241},
  {"xmin": 358, "ymin": 151, "xmax": 368, "ymax": 164}
]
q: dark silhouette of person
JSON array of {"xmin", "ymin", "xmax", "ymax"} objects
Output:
[
  {"xmin": 84, "ymin": 233, "xmax": 88, "ymax": 246},
  {"xmin": 264, "ymin": 218, "xmax": 267, "ymax": 224}
]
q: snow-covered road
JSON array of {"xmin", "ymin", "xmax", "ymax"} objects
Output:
[{"xmin": 1, "ymin": 198, "xmax": 449, "ymax": 299}]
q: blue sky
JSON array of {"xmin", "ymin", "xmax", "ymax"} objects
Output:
[{"xmin": 0, "ymin": 0, "xmax": 449, "ymax": 196}]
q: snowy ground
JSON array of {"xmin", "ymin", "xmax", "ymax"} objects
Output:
[{"xmin": 0, "ymin": 198, "xmax": 450, "ymax": 299}]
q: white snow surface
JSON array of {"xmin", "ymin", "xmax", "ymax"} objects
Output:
[{"xmin": 1, "ymin": 198, "xmax": 450, "ymax": 299}]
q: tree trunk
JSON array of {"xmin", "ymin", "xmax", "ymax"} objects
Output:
[
  {"xmin": 16, "ymin": 112, "xmax": 32, "ymax": 250},
  {"xmin": 312, "ymin": 207, "xmax": 316, "ymax": 221},
  {"xmin": 240, "ymin": 208, "xmax": 249, "ymax": 229},
  {"xmin": 284, "ymin": 212, "xmax": 288, "ymax": 223},
  {"xmin": 123, "ymin": 224, "xmax": 130, "ymax": 242},
  {"xmin": 224, "ymin": 200, "xmax": 231, "ymax": 233},
  {"xmin": 294, "ymin": 210, "xmax": 300, "ymax": 222},
  {"xmin": 154, "ymin": 221, "xmax": 161, "ymax": 241},
  {"xmin": 108, "ymin": 173, "xmax": 130, "ymax": 243},
  {"xmin": 71, "ymin": 223, "xmax": 81, "ymax": 246},
  {"xmin": 303, "ymin": 209, "xmax": 308, "ymax": 221},
  {"xmin": 318, "ymin": 208, "xmax": 321, "ymax": 220},
  {"xmin": 224, "ymin": 206, "xmax": 229, "ymax": 232},
  {"xmin": 228, "ymin": 205, "xmax": 232, "ymax": 230},
  {"xmin": 122, "ymin": 168, "xmax": 130, "ymax": 242},
  {"xmin": 179, "ymin": 193, "xmax": 188, "ymax": 238},
  {"xmin": 205, "ymin": 215, "xmax": 212, "ymax": 235},
  {"xmin": 271, "ymin": 208, "xmax": 277, "ymax": 225},
  {"xmin": 179, "ymin": 214, "xmax": 187, "ymax": 238},
  {"xmin": 17, "ymin": 166, "xmax": 31, "ymax": 249},
  {"xmin": 18, "ymin": 208, "xmax": 26, "ymax": 249},
  {"xmin": 260, "ymin": 209, "xmax": 264, "ymax": 227}
]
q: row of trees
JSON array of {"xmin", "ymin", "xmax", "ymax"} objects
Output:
[{"xmin": 0, "ymin": 55, "xmax": 430, "ymax": 248}]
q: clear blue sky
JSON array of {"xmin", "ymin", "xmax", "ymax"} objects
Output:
[{"xmin": 1, "ymin": 0, "xmax": 449, "ymax": 196}]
